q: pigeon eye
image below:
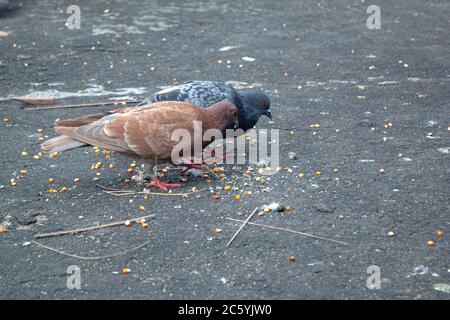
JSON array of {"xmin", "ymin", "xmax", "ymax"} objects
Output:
[{"xmin": 259, "ymin": 100, "xmax": 265, "ymax": 107}]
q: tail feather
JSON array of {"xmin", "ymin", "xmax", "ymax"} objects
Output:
[
  {"xmin": 55, "ymin": 113, "xmax": 105, "ymax": 127},
  {"xmin": 41, "ymin": 135, "xmax": 86, "ymax": 153}
]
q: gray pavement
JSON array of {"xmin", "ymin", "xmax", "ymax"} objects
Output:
[{"xmin": 0, "ymin": 0, "xmax": 449, "ymax": 299}]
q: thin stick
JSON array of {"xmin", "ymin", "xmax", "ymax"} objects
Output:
[
  {"xmin": 25, "ymin": 99, "xmax": 142, "ymax": 111},
  {"xmin": 33, "ymin": 214, "xmax": 156, "ymax": 239},
  {"xmin": 226, "ymin": 207, "xmax": 259, "ymax": 247},
  {"xmin": 32, "ymin": 239, "xmax": 152, "ymax": 260},
  {"xmin": 226, "ymin": 218, "xmax": 349, "ymax": 246},
  {"xmin": 96, "ymin": 184, "xmax": 205, "ymax": 197}
]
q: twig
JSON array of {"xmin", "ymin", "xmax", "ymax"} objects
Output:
[
  {"xmin": 226, "ymin": 207, "xmax": 259, "ymax": 247},
  {"xmin": 10, "ymin": 96, "xmax": 55, "ymax": 105},
  {"xmin": 33, "ymin": 214, "xmax": 156, "ymax": 239},
  {"xmin": 25, "ymin": 99, "xmax": 142, "ymax": 111},
  {"xmin": 96, "ymin": 184, "xmax": 205, "ymax": 197},
  {"xmin": 226, "ymin": 218, "xmax": 349, "ymax": 246},
  {"xmin": 32, "ymin": 239, "xmax": 152, "ymax": 260}
]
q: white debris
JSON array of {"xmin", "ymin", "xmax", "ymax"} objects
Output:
[
  {"xmin": 437, "ymin": 147, "xmax": 449, "ymax": 154},
  {"xmin": 241, "ymin": 56, "xmax": 256, "ymax": 62},
  {"xmin": 219, "ymin": 45, "xmax": 239, "ymax": 52},
  {"xmin": 433, "ymin": 283, "xmax": 450, "ymax": 293}
]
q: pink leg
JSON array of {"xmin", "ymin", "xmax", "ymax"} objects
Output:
[
  {"xmin": 179, "ymin": 163, "xmax": 206, "ymax": 176},
  {"xmin": 145, "ymin": 176, "xmax": 180, "ymax": 192}
]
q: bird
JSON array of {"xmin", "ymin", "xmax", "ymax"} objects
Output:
[
  {"xmin": 41, "ymin": 100, "xmax": 238, "ymax": 191},
  {"xmin": 139, "ymin": 80, "xmax": 272, "ymax": 132}
]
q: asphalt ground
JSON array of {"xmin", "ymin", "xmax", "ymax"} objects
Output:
[{"xmin": 0, "ymin": 0, "xmax": 449, "ymax": 299}]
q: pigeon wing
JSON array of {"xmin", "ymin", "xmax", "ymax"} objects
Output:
[{"xmin": 139, "ymin": 81, "xmax": 241, "ymax": 108}]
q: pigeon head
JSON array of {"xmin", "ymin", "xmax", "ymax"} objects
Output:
[{"xmin": 237, "ymin": 89, "xmax": 272, "ymax": 131}]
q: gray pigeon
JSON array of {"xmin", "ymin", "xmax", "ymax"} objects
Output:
[{"xmin": 139, "ymin": 80, "xmax": 272, "ymax": 131}]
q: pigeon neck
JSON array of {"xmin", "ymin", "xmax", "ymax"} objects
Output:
[{"xmin": 204, "ymin": 102, "xmax": 232, "ymax": 132}]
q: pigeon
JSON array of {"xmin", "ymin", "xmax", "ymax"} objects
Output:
[
  {"xmin": 41, "ymin": 100, "xmax": 238, "ymax": 191},
  {"xmin": 139, "ymin": 80, "xmax": 272, "ymax": 132}
]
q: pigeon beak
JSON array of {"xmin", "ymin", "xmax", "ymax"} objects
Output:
[
  {"xmin": 264, "ymin": 110, "xmax": 273, "ymax": 120},
  {"xmin": 233, "ymin": 117, "xmax": 239, "ymax": 129}
]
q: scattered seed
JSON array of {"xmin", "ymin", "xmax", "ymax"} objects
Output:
[
  {"xmin": 426, "ymin": 241, "xmax": 434, "ymax": 247},
  {"xmin": 124, "ymin": 220, "xmax": 132, "ymax": 227}
]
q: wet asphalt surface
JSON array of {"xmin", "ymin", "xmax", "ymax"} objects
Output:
[{"xmin": 0, "ymin": 0, "xmax": 449, "ymax": 299}]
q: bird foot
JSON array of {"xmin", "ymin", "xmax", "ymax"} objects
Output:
[
  {"xmin": 145, "ymin": 176, "xmax": 180, "ymax": 192},
  {"xmin": 179, "ymin": 163, "xmax": 206, "ymax": 176}
]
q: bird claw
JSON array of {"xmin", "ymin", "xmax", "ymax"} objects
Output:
[
  {"xmin": 180, "ymin": 163, "xmax": 206, "ymax": 176},
  {"xmin": 145, "ymin": 176, "xmax": 180, "ymax": 192}
]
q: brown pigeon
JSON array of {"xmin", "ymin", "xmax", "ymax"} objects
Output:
[{"xmin": 41, "ymin": 100, "xmax": 238, "ymax": 190}]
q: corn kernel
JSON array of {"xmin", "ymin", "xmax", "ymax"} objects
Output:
[
  {"xmin": 21, "ymin": 151, "xmax": 28, "ymax": 157},
  {"xmin": 426, "ymin": 241, "xmax": 434, "ymax": 247},
  {"xmin": 37, "ymin": 128, "xmax": 43, "ymax": 133},
  {"xmin": 3, "ymin": 117, "xmax": 9, "ymax": 123},
  {"xmin": 20, "ymin": 170, "xmax": 27, "ymax": 175},
  {"xmin": 315, "ymin": 171, "xmax": 321, "ymax": 177},
  {"xmin": 387, "ymin": 231, "xmax": 395, "ymax": 237},
  {"xmin": 124, "ymin": 220, "xmax": 132, "ymax": 227},
  {"xmin": 122, "ymin": 268, "xmax": 130, "ymax": 274},
  {"xmin": 235, "ymin": 195, "xmax": 241, "ymax": 201},
  {"xmin": 60, "ymin": 186, "xmax": 68, "ymax": 192},
  {"xmin": 298, "ymin": 172, "xmax": 305, "ymax": 178},
  {"xmin": 138, "ymin": 205, "xmax": 145, "ymax": 211},
  {"xmin": 37, "ymin": 137, "xmax": 44, "ymax": 142},
  {"xmin": 437, "ymin": 231, "xmax": 443, "ymax": 237},
  {"xmin": 141, "ymin": 223, "xmax": 149, "ymax": 229},
  {"xmin": 127, "ymin": 168, "xmax": 133, "ymax": 173},
  {"xmin": 214, "ymin": 227, "xmax": 222, "ymax": 234},
  {"xmin": 32, "ymin": 155, "xmax": 40, "ymax": 160},
  {"xmin": 379, "ymin": 168, "xmax": 385, "ymax": 174},
  {"xmin": 130, "ymin": 163, "xmax": 137, "ymax": 168},
  {"xmin": 48, "ymin": 178, "xmax": 54, "ymax": 184},
  {"xmin": 224, "ymin": 185, "xmax": 231, "ymax": 191},
  {"xmin": 50, "ymin": 152, "xmax": 58, "ymax": 158}
]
